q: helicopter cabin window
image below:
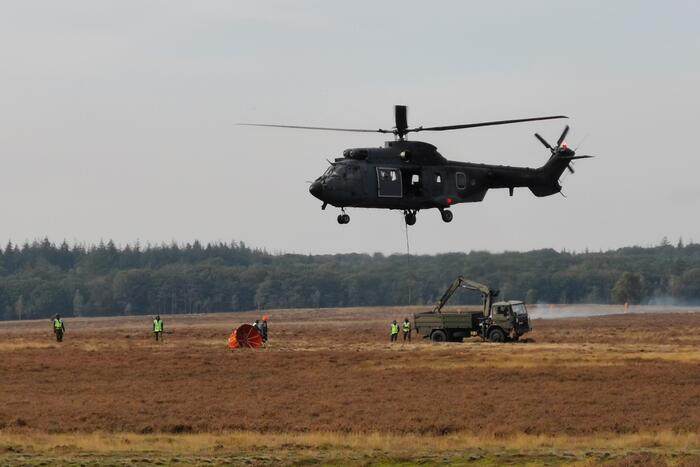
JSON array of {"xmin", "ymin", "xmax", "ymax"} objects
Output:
[
  {"xmin": 378, "ymin": 169, "xmax": 398, "ymax": 182},
  {"xmin": 376, "ymin": 167, "xmax": 402, "ymax": 198},
  {"xmin": 434, "ymin": 173, "xmax": 442, "ymax": 183},
  {"xmin": 411, "ymin": 174, "xmax": 420, "ymax": 185},
  {"xmin": 456, "ymin": 172, "xmax": 467, "ymax": 190}
]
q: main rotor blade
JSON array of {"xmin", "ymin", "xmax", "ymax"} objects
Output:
[
  {"xmin": 411, "ymin": 115, "xmax": 567, "ymax": 133},
  {"xmin": 395, "ymin": 105, "xmax": 408, "ymax": 134},
  {"xmin": 237, "ymin": 123, "xmax": 391, "ymax": 133},
  {"xmin": 534, "ymin": 133, "xmax": 553, "ymax": 150},
  {"xmin": 557, "ymin": 125, "xmax": 570, "ymax": 146}
]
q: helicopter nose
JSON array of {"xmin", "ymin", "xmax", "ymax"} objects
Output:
[{"xmin": 309, "ymin": 180, "xmax": 324, "ymax": 199}]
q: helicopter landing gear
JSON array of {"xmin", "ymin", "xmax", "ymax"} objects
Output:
[
  {"xmin": 440, "ymin": 209, "xmax": 453, "ymax": 223},
  {"xmin": 337, "ymin": 209, "xmax": 350, "ymax": 224},
  {"xmin": 404, "ymin": 210, "xmax": 417, "ymax": 226}
]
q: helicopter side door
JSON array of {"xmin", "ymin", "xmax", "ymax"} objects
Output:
[{"xmin": 376, "ymin": 167, "xmax": 402, "ymax": 198}]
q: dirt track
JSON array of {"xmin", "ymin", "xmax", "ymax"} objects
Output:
[{"xmin": 1, "ymin": 307, "xmax": 700, "ymax": 436}]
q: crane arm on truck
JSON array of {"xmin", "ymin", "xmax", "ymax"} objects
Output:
[{"xmin": 431, "ymin": 276, "xmax": 499, "ymax": 316}]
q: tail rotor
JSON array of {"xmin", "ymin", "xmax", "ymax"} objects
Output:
[{"xmin": 534, "ymin": 125, "xmax": 593, "ymax": 174}]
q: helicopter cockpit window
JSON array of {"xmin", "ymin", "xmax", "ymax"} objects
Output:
[
  {"xmin": 456, "ymin": 172, "xmax": 467, "ymax": 190},
  {"xmin": 323, "ymin": 166, "xmax": 334, "ymax": 177},
  {"xmin": 347, "ymin": 165, "xmax": 361, "ymax": 179}
]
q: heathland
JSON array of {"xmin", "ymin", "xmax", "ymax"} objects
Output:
[{"xmin": 1, "ymin": 306, "xmax": 699, "ymax": 465}]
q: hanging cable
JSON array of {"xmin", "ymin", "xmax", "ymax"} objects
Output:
[{"xmin": 401, "ymin": 213, "xmax": 413, "ymax": 305}]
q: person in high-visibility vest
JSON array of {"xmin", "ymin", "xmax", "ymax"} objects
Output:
[
  {"xmin": 402, "ymin": 317, "xmax": 412, "ymax": 343},
  {"xmin": 52, "ymin": 314, "xmax": 65, "ymax": 342},
  {"xmin": 153, "ymin": 315, "xmax": 164, "ymax": 341},
  {"xmin": 390, "ymin": 320, "xmax": 399, "ymax": 342}
]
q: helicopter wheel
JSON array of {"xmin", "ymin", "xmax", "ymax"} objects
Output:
[
  {"xmin": 337, "ymin": 213, "xmax": 350, "ymax": 224},
  {"xmin": 404, "ymin": 211, "xmax": 417, "ymax": 226},
  {"xmin": 440, "ymin": 209, "xmax": 453, "ymax": 223}
]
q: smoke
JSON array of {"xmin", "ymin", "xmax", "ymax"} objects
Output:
[
  {"xmin": 644, "ymin": 295, "xmax": 700, "ymax": 307},
  {"xmin": 528, "ymin": 303, "xmax": 700, "ymax": 320}
]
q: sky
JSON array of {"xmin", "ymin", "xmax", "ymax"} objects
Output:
[{"xmin": 1, "ymin": 1, "xmax": 699, "ymax": 255}]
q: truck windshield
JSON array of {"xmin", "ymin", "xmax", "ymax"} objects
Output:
[{"xmin": 512, "ymin": 303, "xmax": 527, "ymax": 315}]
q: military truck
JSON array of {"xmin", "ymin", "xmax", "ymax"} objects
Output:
[{"xmin": 414, "ymin": 276, "xmax": 531, "ymax": 342}]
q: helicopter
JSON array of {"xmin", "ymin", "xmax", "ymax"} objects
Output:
[{"xmin": 240, "ymin": 105, "xmax": 592, "ymax": 225}]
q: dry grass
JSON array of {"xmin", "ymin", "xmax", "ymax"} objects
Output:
[
  {"xmin": 1, "ymin": 430, "xmax": 699, "ymax": 466},
  {"xmin": 0, "ymin": 340, "xmax": 58, "ymax": 351},
  {"xmin": 2, "ymin": 307, "xmax": 700, "ymax": 465},
  {"xmin": 2, "ymin": 429, "xmax": 699, "ymax": 453}
]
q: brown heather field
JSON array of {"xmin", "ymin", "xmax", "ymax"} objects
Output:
[{"xmin": 1, "ymin": 305, "xmax": 700, "ymax": 465}]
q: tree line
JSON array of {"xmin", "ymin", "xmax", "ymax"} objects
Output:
[{"xmin": 1, "ymin": 238, "xmax": 699, "ymax": 320}]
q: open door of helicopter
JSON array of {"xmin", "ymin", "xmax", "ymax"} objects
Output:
[
  {"xmin": 401, "ymin": 169, "xmax": 423, "ymax": 198},
  {"xmin": 376, "ymin": 167, "xmax": 402, "ymax": 197}
]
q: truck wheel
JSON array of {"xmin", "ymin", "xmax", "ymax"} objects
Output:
[
  {"xmin": 430, "ymin": 330, "xmax": 447, "ymax": 342},
  {"xmin": 488, "ymin": 328, "xmax": 506, "ymax": 343}
]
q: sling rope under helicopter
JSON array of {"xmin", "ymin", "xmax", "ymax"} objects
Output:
[{"xmin": 402, "ymin": 214, "xmax": 413, "ymax": 305}]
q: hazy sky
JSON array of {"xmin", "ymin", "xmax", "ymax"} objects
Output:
[{"xmin": 1, "ymin": 1, "xmax": 699, "ymax": 255}]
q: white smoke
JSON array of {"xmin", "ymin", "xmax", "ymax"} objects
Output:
[{"xmin": 528, "ymin": 304, "xmax": 700, "ymax": 320}]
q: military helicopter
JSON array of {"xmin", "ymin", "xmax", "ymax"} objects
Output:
[{"xmin": 240, "ymin": 105, "xmax": 591, "ymax": 225}]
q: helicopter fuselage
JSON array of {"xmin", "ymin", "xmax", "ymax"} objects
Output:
[
  {"xmin": 309, "ymin": 140, "xmax": 564, "ymax": 215},
  {"xmin": 241, "ymin": 105, "xmax": 585, "ymax": 224}
]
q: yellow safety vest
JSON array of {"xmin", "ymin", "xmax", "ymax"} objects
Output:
[
  {"xmin": 153, "ymin": 320, "xmax": 163, "ymax": 332},
  {"xmin": 391, "ymin": 323, "xmax": 399, "ymax": 334},
  {"xmin": 53, "ymin": 319, "xmax": 62, "ymax": 329},
  {"xmin": 403, "ymin": 321, "xmax": 411, "ymax": 332}
]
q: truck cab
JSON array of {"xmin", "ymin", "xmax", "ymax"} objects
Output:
[{"xmin": 486, "ymin": 300, "xmax": 531, "ymax": 342}]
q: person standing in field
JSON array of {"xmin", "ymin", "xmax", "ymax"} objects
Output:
[
  {"xmin": 261, "ymin": 318, "xmax": 268, "ymax": 344},
  {"xmin": 52, "ymin": 314, "xmax": 65, "ymax": 342},
  {"xmin": 153, "ymin": 315, "xmax": 164, "ymax": 341},
  {"xmin": 390, "ymin": 320, "xmax": 399, "ymax": 342},
  {"xmin": 402, "ymin": 317, "xmax": 412, "ymax": 343}
]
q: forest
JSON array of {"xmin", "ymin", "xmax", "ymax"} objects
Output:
[{"xmin": 1, "ymin": 238, "xmax": 699, "ymax": 320}]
